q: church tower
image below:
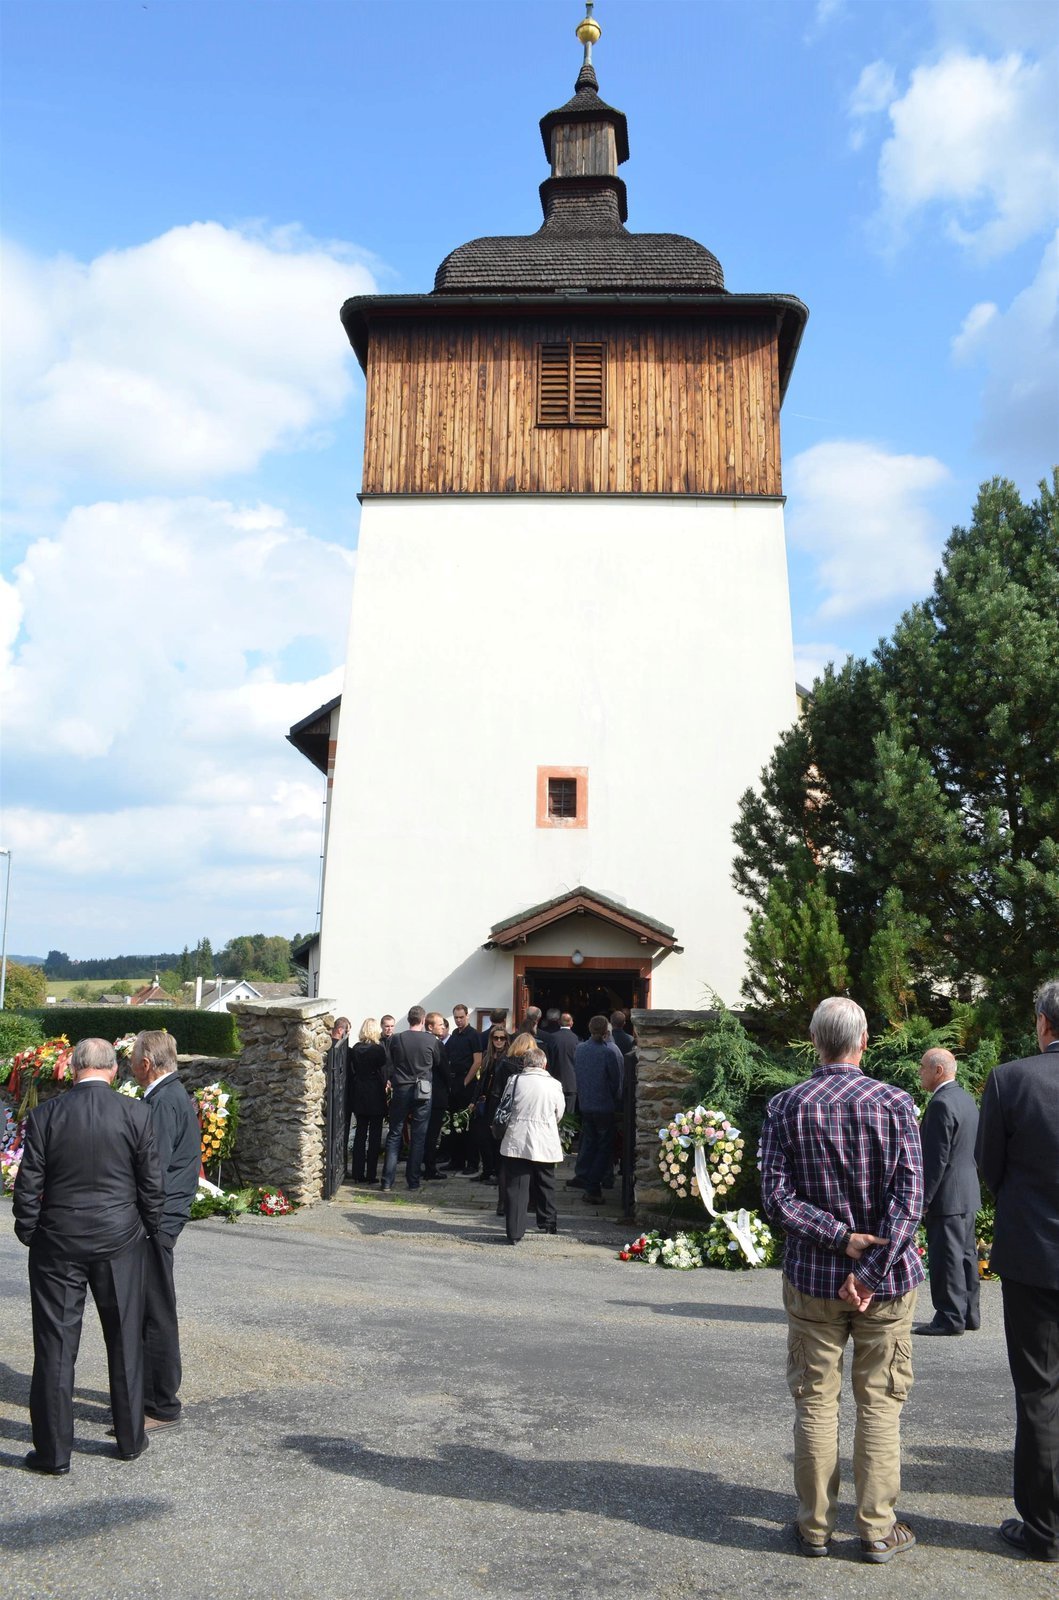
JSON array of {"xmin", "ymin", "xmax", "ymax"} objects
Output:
[{"xmin": 311, "ymin": 9, "xmax": 807, "ymax": 1025}]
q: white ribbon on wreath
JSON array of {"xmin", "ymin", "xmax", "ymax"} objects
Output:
[{"xmin": 693, "ymin": 1143, "xmax": 763, "ymax": 1265}]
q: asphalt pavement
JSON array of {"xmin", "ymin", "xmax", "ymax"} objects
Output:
[{"xmin": 0, "ymin": 1168, "xmax": 1052, "ymax": 1600}]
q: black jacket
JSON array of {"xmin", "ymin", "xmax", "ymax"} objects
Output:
[
  {"xmin": 976, "ymin": 1041, "xmax": 1059, "ymax": 1289},
  {"xmin": 13, "ymin": 1080, "xmax": 165, "ymax": 1259},
  {"xmin": 349, "ymin": 1041, "xmax": 388, "ymax": 1118},
  {"xmin": 143, "ymin": 1072, "xmax": 202, "ymax": 1240},
  {"xmin": 548, "ymin": 1028, "xmax": 580, "ymax": 1093},
  {"xmin": 920, "ymin": 1081, "xmax": 980, "ymax": 1216}
]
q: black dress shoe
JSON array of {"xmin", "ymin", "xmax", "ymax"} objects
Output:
[
  {"xmin": 23, "ymin": 1451, "xmax": 70, "ymax": 1476},
  {"xmin": 115, "ymin": 1435, "xmax": 150, "ymax": 1462},
  {"xmin": 914, "ymin": 1321, "xmax": 962, "ymax": 1336},
  {"xmin": 998, "ymin": 1519, "xmax": 1059, "ymax": 1562}
]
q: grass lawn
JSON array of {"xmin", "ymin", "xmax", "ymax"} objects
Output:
[{"xmin": 45, "ymin": 977, "xmax": 152, "ymax": 1000}]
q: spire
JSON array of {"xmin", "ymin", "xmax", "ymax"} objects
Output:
[
  {"xmin": 574, "ymin": 3, "xmax": 601, "ymax": 91},
  {"xmin": 538, "ymin": 4, "xmax": 630, "ymax": 227}
]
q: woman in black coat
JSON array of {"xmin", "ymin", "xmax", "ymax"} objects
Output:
[
  {"xmin": 349, "ymin": 1018, "xmax": 389, "ymax": 1184},
  {"xmin": 467, "ymin": 1026, "xmax": 510, "ymax": 1184}
]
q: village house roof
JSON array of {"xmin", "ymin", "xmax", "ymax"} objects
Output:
[{"xmin": 485, "ymin": 886, "xmax": 681, "ymax": 951}]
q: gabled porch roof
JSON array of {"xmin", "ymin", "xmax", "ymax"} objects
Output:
[{"xmin": 485, "ymin": 886, "xmax": 680, "ymax": 951}]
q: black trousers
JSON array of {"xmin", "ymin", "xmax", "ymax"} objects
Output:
[
  {"xmin": 351, "ymin": 1115, "xmax": 384, "ymax": 1182},
  {"xmin": 473, "ymin": 1111, "xmax": 496, "ymax": 1179},
  {"xmin": 504, "ymin": 1158, "xmax": 557, "ymax": 1242},
  {"xmin": 1001, "ymin": 1276, "xmax": 1059, "ymax": 1558},
  {"xmin": 143, "ymin": 1234, "xmax": 181, "ymax": 1421},
  {"xmin": 29, "ymin": 1235, "xmax": 146, "ymax": 1467},
  {"xmin": 423, "ymin": 1087, "xmax": 449, "ymax": 1177},
  {"xmin": 925, "ymin": 1209, "xmax": 980, "ymax": 1332}
]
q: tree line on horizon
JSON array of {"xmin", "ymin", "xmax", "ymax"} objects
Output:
[{"xmin": 35, "ymin": 933, "xmax": 308, "ymax": 987}]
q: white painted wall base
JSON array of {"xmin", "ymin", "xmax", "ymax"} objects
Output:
[{"xmin": 319, "ymin": 495, "xmax": 796, "ymax": 1024}]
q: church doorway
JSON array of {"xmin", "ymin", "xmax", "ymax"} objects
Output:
[{"xmin": 514, "ymin": 957, "xmax": 650, "ymax": 1038}]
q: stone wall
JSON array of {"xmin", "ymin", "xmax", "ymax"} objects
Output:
[
  {"xmin": 4, "ymin": 1000, "xmax": 336, "ymax": 1209},
  {"xmin": 178, "ymin": 999, "xmax": 334, "ymax": 1207},
  {"xmin": 630, "ymin": 1009, "xmax": 718, "ymax": 1218}
]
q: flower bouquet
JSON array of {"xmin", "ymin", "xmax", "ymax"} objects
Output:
[
  {"xmin": 1, "ymin": 1107, "xmax": 23, "ymax": 1194},
  {"xmin": 701, "ymin": 1213, "xmax": 775, "ymax": 1269},
  {"xmin": 656, "ymin": 1105, "xmax": 771, "ymax": 1265},
  {"xmin": 189, "ymin": 1177, "xmax": 251, "ymax": 1223},
  {"xmin": 7, "ymin": 1037, "xmax": 73, "ymax": 1117},
  {"xmin": 619, "ymin": 1229, "xmax": 708, "ymax": 1269},
  {"xmin": 113, "ymin": 1033, "xmax": 139, "ymax": 1060},
  {"xmin": 657, "ymin": 1106, "xmax": 744, "ymax": 1202},
  {"xmin": 558, "ymin": 1114, "xmax": 579, "ymax": 1154},
  {"xmin": 440, "ymin": 1107, "xmax": 472, "ymax": 1136},
  {"xmin": 195, "ymin": 1081, "xmax": 240, "ymax": 1171},
  {"xmin": 254, "ymin": 1187, "xmax": 292, "ymax": 1217}
]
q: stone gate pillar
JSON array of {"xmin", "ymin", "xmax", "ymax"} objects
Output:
[{"xmin": 221, "ymin": 997, "xmax": 335, "ymax": 1206}]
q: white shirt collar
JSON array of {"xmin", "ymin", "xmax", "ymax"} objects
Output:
[{"xmin": 144, "ymin": 1070, "xmax": 177, "ymax": 1098}]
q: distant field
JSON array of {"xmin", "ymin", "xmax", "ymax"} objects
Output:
[{"xmin": 45, "ymin": 978, "xmax": 152, "ymax": 1001}]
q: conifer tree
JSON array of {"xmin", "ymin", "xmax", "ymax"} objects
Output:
[{"xmin": 733, "ymin": 473, "xmax": 1059, "ymax": 1035}]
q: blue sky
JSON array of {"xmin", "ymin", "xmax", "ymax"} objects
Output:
[{"xmin": 2, "ymin": 0, "xmax": 1056, "ymax": 959}]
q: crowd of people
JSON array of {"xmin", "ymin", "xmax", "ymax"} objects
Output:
[
  {"xmin": 9, "ymin": 981, "xmax": 1057, "ymax": 1574},
  {"xmin": 327, "ymin": 1004, "xmax": 634, "ymax": 1237}
]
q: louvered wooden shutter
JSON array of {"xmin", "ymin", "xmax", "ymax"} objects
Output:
[
  {"xmin": 538, "ymin": 341, "xmax": 607, "ymax": 425},
  {"xmin": 538, "ymin": 344, "xmax": 571, "ymax": 424},
  {"xmin": 572, "ymin": 342, "xmax": 605, "ymax": 424}
]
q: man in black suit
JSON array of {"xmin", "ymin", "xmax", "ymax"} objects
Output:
[
  {"xmin": 13, "ymin": 1037, "xmax": 165, "ymax": 1474},
  {"xmin": 131, "ymin": 1029, "xmax": 201, "ymax": 1429},
  {"xmin": 549, "ymin": 1012, "xmax": 580, "ymax": 1119},
  {"xmin": 976, "ymin": 979, "xmax": 1059, "ymax": 1564},
  {"xmin": 915, "ymin": 1047, "xmax": 981, "ymax": 1336}
]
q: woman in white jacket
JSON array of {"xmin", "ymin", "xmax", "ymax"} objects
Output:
[{"xmin": 498, "ymin": 1045, "xmax": 566, "ymax": 1243}]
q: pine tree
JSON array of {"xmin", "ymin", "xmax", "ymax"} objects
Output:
[
  {"xmin": 732, "ymin": 473, "xmax": 1059, "ymax": 1037},
  {"xmin": 741, "ymin": 853, "xmax": 850, "ymax": 1029}
]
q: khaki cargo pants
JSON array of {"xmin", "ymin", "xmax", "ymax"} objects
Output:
[{"xmin": 783, "ymin": 1277, "xmax": 916, "ymax": 1544}]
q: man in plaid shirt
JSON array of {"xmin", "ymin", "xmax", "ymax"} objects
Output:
[{"xmin": 759, "ymin": 996, "xmax": 924, "ymax": 1564}]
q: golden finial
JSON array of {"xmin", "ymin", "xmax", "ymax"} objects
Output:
[{"xmin": 576, "ymin": 4, "xmax": 602, "ymax": 53}]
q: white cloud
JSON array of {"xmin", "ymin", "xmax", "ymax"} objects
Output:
[
  {"xmin": 4, "ymin": 495, "xmax": 352, "ymax": 762},
  {"xmin": 960, "ymin": 230, "xmax": 1059, "ymax": 470},
  {"xmin": 793, "ymin": 642, "xmax": 850, "ymax": 691},
  {"xmin": 951, "ymin": 301, "xmax": 999, "ymax": 363},
  {"xmin": 873, "ymin": 52, "xmax": 1058, "ymax": 257},
  {"xmin": 2, "ymin": 494, "xmax": 351, "ymax": 946},
  {"xmin": 787, "ymin": 442, "xmax": 950, "ymax": 621},
  {"xmin": 1, "ymin": 222, "xmax": 374, "ymax": 490},
  {"xmin": 848, "ymin": 61, "xmax": 897, "ymax": 149}
]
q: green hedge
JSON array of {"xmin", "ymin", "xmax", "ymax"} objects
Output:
[{"xmin": 14, "ymin": 1008, "xmax": 240, "ymax": 1057}]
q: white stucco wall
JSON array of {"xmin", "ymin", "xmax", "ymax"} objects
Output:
[{"xmin": 319, "ymin": 495, "xmax": 796, "ymax": 1021}]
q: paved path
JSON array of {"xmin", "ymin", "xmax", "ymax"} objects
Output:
[{"xmin": 0, "ymin": 1173, "xmax": 1051, "ymax": 1599}]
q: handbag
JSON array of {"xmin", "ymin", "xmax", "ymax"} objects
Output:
[
  {"xmin": 414, "ymin": 1076, "xmax": 433, "ymax": 1103},
  {"xmin": 490, "ymin": 1077, "xmax": 518, "ymax": 1142}
]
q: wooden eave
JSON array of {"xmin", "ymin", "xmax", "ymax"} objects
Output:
[
  {"xmin": 340, "ymin": 291, "xmax": 808, "ymax": 400},
  {"xmin": 485, "ymin": 887, "xmax": 681, "ymax": 952},
  {"xmin": 286, "ymin": 694, "xmax": 340, "ymax": 776}
]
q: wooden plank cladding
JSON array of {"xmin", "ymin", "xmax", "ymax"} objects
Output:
[
  {"xmin": 361, "ymin": 314, "xmax": 782, "ymax": 498},
  {"xmin": 550, "ymin": 121, "xmax": 618, "ymax": 177}
]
